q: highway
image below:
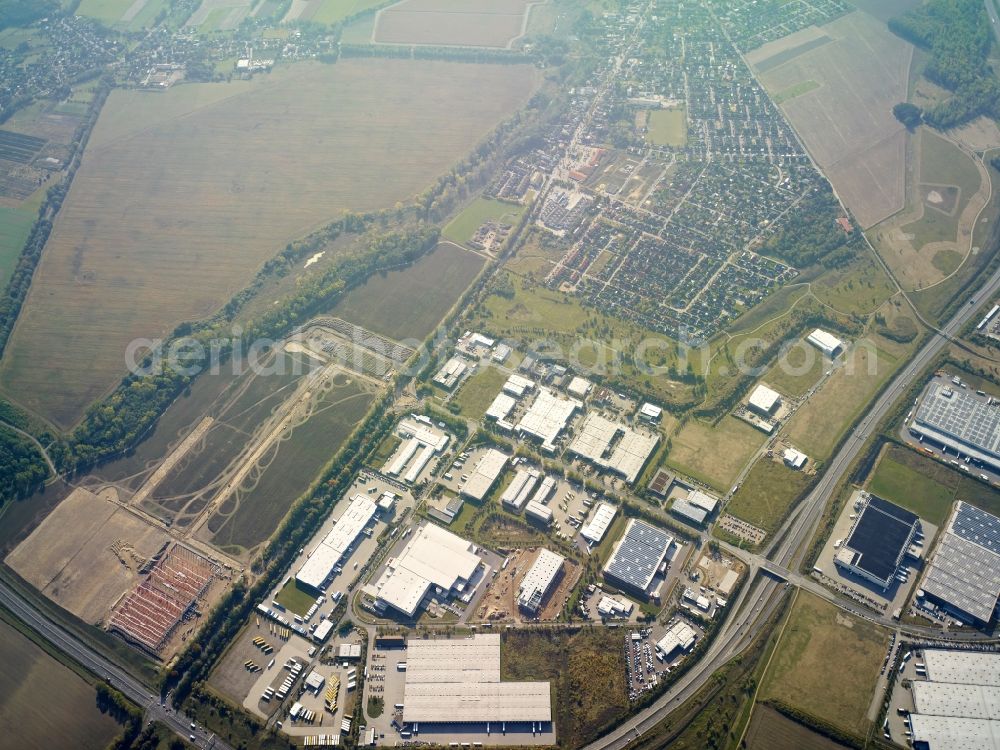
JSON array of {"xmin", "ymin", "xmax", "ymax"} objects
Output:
[
  {"xmin": 583, "ymin": 253, "xmax": 1000, "ymax": 750},
  {"xmin": 0, "ymin": 579, "xmax": 231, "ymax": 750}
]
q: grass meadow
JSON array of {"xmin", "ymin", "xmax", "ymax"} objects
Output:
[
  {"xmin": 746, "ymin": 705, "xmax": 850, "ymax": 750},
  {"xmin": 724, "ymin": 458, "xmax": 811, "ymax": 535},
  {"xmin": 0, "ymin": 60, "xmax": 536, "ymax": 428},
  {"xmin": 645, "ymin": 107, "xmax": 686, "ymax": 146},
  {"xmin": 452, "ymin": 366, "xmax": 507, "ymax": 418},
  {"xmin": 760, "ymin": 591, "xmax": 889, "ymax": 737},
  {"xmin": 666, "ymin": 416, "xmax": 767, "ymax": 492},
  {"xmin": 443, "ymin": 197, "xmax": 525, "ymax": 246}
]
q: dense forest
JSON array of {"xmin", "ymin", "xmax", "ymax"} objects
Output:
[{"xmin": 889, "ymin": 0, "xmax": 1000, "ymax": 129}]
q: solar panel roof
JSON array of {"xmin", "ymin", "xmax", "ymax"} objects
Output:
[
  {"xmin": 843, "ymin": 495, "xmax": 917, "ymax": 584},
  {"xmin": 603, "ymin": 519, "xmax": 672, "ymax": 592}
]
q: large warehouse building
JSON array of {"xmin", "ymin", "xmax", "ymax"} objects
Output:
[
  {"xmin": 296, "ymin": 494, "xmax": 378, "ymax": 591},
  {"xmin": 517, "ymin": 549, "xmax": 564, "ymax": 614},
  {"xmin": 402, "ymin": 634, "xmax": 552, "ymax": 735},
  {"xmin": 918, "ymin": 502, "xmax": 1000, "ymax": 627},
  {"xmin": 568, "ymin": 414, "xmax": 659, "ymax": 484},
  {"xmin": 909, "ymin": 382, "xmax": 1000, "ymax": 473},
  {"xmin": 834, "ymin": 493, "xmax": 919, "ymax": 590},
  {"xmin": 515, "ymin": 388, "xmax": 581, "ymax": 453},
  {"xmin": 385, "ymin": 416, "xmax": 451, "ymax": 484},
  {"xmin": 603, "ymin": 519, "xmax": 672, "ymax": 598},
  {"xmin": 907, "ymin": 649, "xmax": 1000, "ymax": 750},
  {"xmin": 366, "ymin": 523, "xmax": 485, "ymax": 619},
  {"xmin": 461, "ymin": 449, "xmax": 509, "ymax": 502}
]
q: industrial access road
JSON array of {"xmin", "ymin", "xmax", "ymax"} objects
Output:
[
  {"xmin": 583, "ymin": 260, "xmax": 1000, "ymax": 750},
  {"xmin": 0, "ymin": 578, "xmax": 232, "ymax": 750}
]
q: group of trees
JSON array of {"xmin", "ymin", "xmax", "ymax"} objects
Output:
[
  {"xmin": 758, "ymin": 190, "xmax": 855, "ymax": 268},
  {"xmin": 889, "ymin": 0, "xmax": 1000, "ymax": 129}
]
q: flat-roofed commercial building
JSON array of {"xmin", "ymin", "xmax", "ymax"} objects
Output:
[
  {"xmin": 807, "ymin": 328, "xmax": 844, "ymax": 357},
  {"xmin": 603, "ymin": 519, "xmax": 672, "ymax": 598},
  {"xmin": 460, "ymin": 449, "xmax": 509, "ymax": 502},
  {"xmin": 581, "ymin": 502, "xmax": 617, "ymax": 544},
  {"xmin": 525, "ymin": 500, "xmax": 553, "ymax": 526},
  {"xmin": 909, "ymin": 382, "xmax": 1000, "ymax": 472},
  {"xmin": 517, "ymin": 549, "xmax": 564, "ymax": 614},
  {"xmin": 501, "ymin": 467, "xmax": 539, "ymax": 511},
  {"xmin": 515, "ymin": 388, "xmax": 581, "ymax": 452},
  {"xmin": 747, "ymin": 384, "xmax": 781, "ymax": 416},
  {"xmin": 297, "ymin": 494, "xmax": 378, "ymax": 590},
  {"xmin": 920, "ymin": 502, "xmax": 1000, "ymax": 627},
  {"xmin": 402, "ymin": 634, "xmax": 552, "ymax": 731},
  {"xmin": 670, "ymin": 497, "xmax": 708, "ymax": 527},
  {"xmin": 833, "ymin": 493, "xmax": 919, "ymax": 589},
  {"xmin": 655, "ymin": 619, "xmax": 696, "ymax": 659},
  {"xmin": 568, "ymin": 414, "xmax": 659, "ymax": 484},
  {"xmin": 906, "ymin": 649, "xmax": 1000, "ymax": 750},
  {"xmin": 385, "ymin": 416, "xmax": 451, "ymax": 484},
  {"xmin": 367, "ymin": 523, "xmax": 484, "ymax": 618}
]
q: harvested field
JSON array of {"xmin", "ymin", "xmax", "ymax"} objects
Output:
[
  {"xmin": 5, "ymin": 487, "xmax": 171, "ymax": 625},
  {"xmin": 0, "ymin": 60, "xmax": 537, "ymax": 428},
  {"xmin": 285, "ymin": 0, "xmax": 387, "ymax": 24},
  {"xmin": 666, "ymin": 416, "xmax": 767, "ymax": 492},
  {"xmin": 373, "ymin": 0, "xmax": 536, "ymax": 48},
  {"xmin": 0, "ymin": 617, "xmax": 120, "ymax": 750},
  {"xmin": 745, "ymin": 704, "xmax": 850, "ymax": 750},
  {"xmin": 752, "ymin": 12, "xmax": 911, "ymax": 229},
  {"xmin": 329, "ymin": 241, "xmax": 485, "ymax": 342},
  {"xmin": 760, "ymin": 591, "xmax": 889, "ymax": 736}
]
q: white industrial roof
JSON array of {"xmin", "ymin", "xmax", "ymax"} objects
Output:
[
  {"xmin": 909, "ymin": 715, "xmax": 1000, "ymax": 750},
  {"xmin": 297, "ymin": 494, "xmax": 378, "ymax": 590},
  {"xmin": 748, "ymin": 384, "xmax": 780, "ymax": 413},
  {"xmin": 461, "ymin": 449, "xmax": 509, "ymax": 501},
  {"xmin": 503, "ymin": 374, "xmax": 535, "ymax": 397},
  {"xmin": 517, "ymin": 549, "xmax": 564, "ymax": 612},
  {"xmin": 525, "ymin": 500, "xmax": 553, "ymax": 524},
  {"xmin": 807, "ymin": 328, "xmax": 843, "ymax": 356},
  {"xmin": 371, "ymin": 523, "xmax": 481, "ymax": 617},
  {"xmin": 569, "ymin": 414, "xmax": 659, "ymax": 483},
  {"xmin": 403, "ymin": 635, "xmax": 551, "ymax": 724},
  {"xmin": 718, "ymin": 569, "xmax": 739, "ymax": 595},
  {"xmin": 783, "ymin": 448, "xmax": 807, "ymax": 469},
  {"xmin": 399, "ymin": 416, "xmax": 450, "ymax": 453},
  {"xmin": 671, "ymin": 497, "xmax": 708, "ymax": 525},
  {"xmin": 567, "ymin": 376, "xmax": 592, "ymax": 398},
  {"xmin": 913, "ymin": 681, "xmax": 1000, "ymax": 720},
  {"xmin": 485, "ymin": 392, "xmax": 517, "ymax": 421},
  {"xmin": 687, "ymin": 489, "xmax": 718, "ymax": 513},
  {"xmin": 502, "ymin": 467, "xmax": 539, "ymax": 511},
  {"xmin": 924, "ymin": 650, "xmax": 1000, "ymax": 687},
  {"xmin": 516, "ymin": 388, "xmax": 580, "ymax": 450},
  {"xmin": 656, "ymin": 619, "xmax": 696, "ymax": 656},
  {"xmin": 581, "ymin": 502, "xmax": 618, "ymax": 544},
  {"xmin": 639, "ymin": 403, "xmax": 662, "ymax": 419}
]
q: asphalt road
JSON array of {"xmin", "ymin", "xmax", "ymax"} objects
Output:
[
  {"xmin": 0, "ymin": 579, "xmax": 230, "ymax": 750},
  {"xmin": 583, "ymin": 257, "xmax": 1000, "ymax": 750}
]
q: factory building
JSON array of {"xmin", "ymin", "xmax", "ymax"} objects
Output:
[
  {"xmin": 580, "ymin": 502, "xmax": 617, "ymax": 545},
  {"xmin": 366, "ymin": 523, "xmax": 485, "ymax": 619},
  {"xmin": 460, "ymin": 449, "xmax": 509, "ymax": 502},
  {"xmin": 502, "ymin": 467, "xmax": 540, "ymax": 511},
  {"xmin": 834, "ymin": 493, "xmax": 919, "ymax": 590},
  {"xmin": 401, "ymin": 634, "xmax": 552, "ymax": 732},
  {"xmin": 568, "ymin": 414, "xmax": 659, "ymax": 484},
  {"xmin": 525, "ymin": 500, "xmax": 553, "ymax": 526},
  {"xmin": 670, "ymin": 497, "xmax": 708, "ymax": 527},
  {"xmin": 385, "ymin": 416, "xmax": 450, "ymax": 485},
  {"xmin": 432, "ymin": 357, "xmax": 468, "ymax": 390},
  {"xmin": 655, "ymin": 619, "xmax": 697, "ymax": 659},
  {"xmin": 515, "ymin": 388, "xmax": 581, "ymax": 453},
  {"xmin": 909, "ymin": 382, "xmax": 1000, "ymax": 473},
  {"xmin": 517, "ymin": 549, "xmax": 565, "ymax": 614},
  {"xmin": 807, "ymin": 328, "xmax": 844, "ymax": 358},
  {"xmin": 603, "ymin": 519, "xmax": 672, "ymax": 598},
  {"xmin": 296, "ymin": 494, "xmax": 378, "ymax": 591},
  {"xmin": 747, "ymin": 384, "xmax": 781, "ymax": 417},
  {"xmin": 918, "ymin": 502, "xmax": 1000, "ymax": 628}
]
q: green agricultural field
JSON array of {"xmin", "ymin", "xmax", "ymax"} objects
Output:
[
  {"xmin": 0, "ymin": 617, "xmax": 120, "ymax": 750},
  {"xmin": 0, "ymin": 59, "xmax": 538, "ymax": 429},
  {"xmin": 867, "ymin": 444, "xmax": 1000, "ymax": 525},
  {"xmin": 784, "ymin": 342, "xmax": 900, "ymax": 461},
  {"xmin": 274, "ymin": 580, "xmax": 318, "ymax": 615},
  {"xmin": 502, "ymin": 628, "xmax": 629, "ymax": 750},
  {"xmin": 0, "ymin": 205, "xmax": 33, "ymax": 288},
  {"xmin": 763, "ymin": 337, "xmax": 826, "ymax": 398},
  {"xmin": 313, "ymin": 0, "xmax": 392, "ymax": 25},
  {"xmin": 452, "ymin": 366, "xmax": 507, "ymax": 419},
  {"xmin": 75, "ymin": 0, "xmax": 135, "ymax": 23},
  {"xmin": 645, "ymin": 107, "xmax": 686, "ymax": 146},
  {"xmin": 772, "ymin": 80, "xmax": 820, "ymax": 104},
  {"xmin": 761, "ymin": 591, "xmax": 889, "ymax": 737},
  {"xmin": 443, "ymin": 197, "xmax": 525, "ymax": 246},
  {"xmin": 667, "ymin": 416, "xmax": 767, "ymax": 492},
  {"xmin": 330, "ymin": 242, "xmax": 485, "ymax": 342},
  {"xmin": 725, "ymin": 458, "xmax": 812, "ymax": 534}
]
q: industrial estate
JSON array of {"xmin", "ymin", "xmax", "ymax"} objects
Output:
[{"xmin": 1, "ymin": 1, "xmax": 1000, "ymax": 750}]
